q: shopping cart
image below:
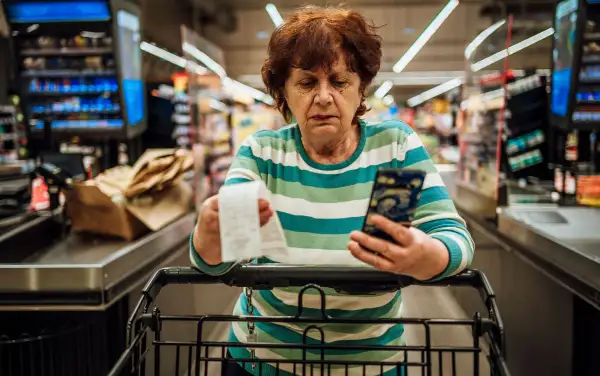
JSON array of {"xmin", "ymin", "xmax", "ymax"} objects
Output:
[{"xmin": 108, "ymin": 265, "xmax": 510, "ymax": 376}]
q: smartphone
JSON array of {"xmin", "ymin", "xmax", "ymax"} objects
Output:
[{"xmin": 361, "ymin": 168, "xmax": 426, "ymax": 243}]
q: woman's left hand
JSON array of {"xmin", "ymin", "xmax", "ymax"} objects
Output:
[{"xmin": 347, "ymin": 214, "xmax": 449, "ymax": 281}]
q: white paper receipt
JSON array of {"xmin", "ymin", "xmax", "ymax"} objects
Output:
[{"xmin": 218, "ymin": 180, "xmax": 288, "ymax": 263}]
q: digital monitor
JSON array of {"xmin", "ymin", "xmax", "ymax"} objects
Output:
[
  {"xmin": 5, "ymin": 1, "xmax": 111, "ymax": 23},
  {"xmin": 116, "ymin": 10, "xmax": 144, "ymax": 128},
  {"xmin": 551, "ymin": 0, "xmax": 579, "ymax": 117}
]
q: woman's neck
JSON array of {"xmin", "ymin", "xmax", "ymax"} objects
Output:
[{"xmin": 302, "ymin": 123, "xmax": 361, "ymax": 165}]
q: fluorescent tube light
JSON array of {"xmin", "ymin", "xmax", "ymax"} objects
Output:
[
  {"xmin": 393, "ymin": 0, "xmax": 459, "ymax": 73},
  {"xmin": 210, "ymin": 99, "xmax": 230, "ymax": 112},
  {"xmin": 186, "ymin": 61, "xmax": 209, "ymax": 75},
  {"xmin": 183, "ymin": 42, "xmax": 227, "ymax": 77},
  {"xmin": 223, "ymin": 77, "xmax": 275, "ymax": 105},
  {"xmin": 471, "ymin": 28, "xmax": 554, "ymax": 72},
  {"xmin": 407, "ymin": 77, "xmax": 463, "ymax": 107},
  {"xmin": 141, "ymin": 41, "xmax": 187, "ymax": 68},
  {"xmin": 266, "ymin": 3, "xmax": 284, "ymax": 27},
  {"xmin": 465, "ymin": 20, "xmax": 506, "ymax": 59},
  {"xmin": 374, "ymin": 80, "xmax": 394, "ymax": 99},
  {"xmin": 382, "ymin": 95, "xmax": 395, "ymax": 107},
  {"xmin": 470, "ymin": 50, "xmax": 508, "ymax": 72},
  {"xmin": 507, "ymin": 27, "xmax": 554, "ymax": 54}
]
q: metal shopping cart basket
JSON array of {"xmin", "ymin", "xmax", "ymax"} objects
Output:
[{"xmin": 108, "ymin": 265, "xmax": 510, "ymax": 376}]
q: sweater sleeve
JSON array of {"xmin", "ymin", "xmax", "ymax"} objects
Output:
[
  {"xmin": 398, "ymin": 127, "xmax": 475, "ymax": 280},
  {"xmin": 190, "ymin": 136, "xmax": 262, "ymax": 276}
]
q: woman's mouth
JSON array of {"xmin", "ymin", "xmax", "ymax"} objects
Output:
[{"xmin": 311, "ymin": 115, "xmax": 336, "ymax": 121}]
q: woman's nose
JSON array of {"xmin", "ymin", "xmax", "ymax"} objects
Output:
[{"xmin": 314, "ymin": 82, "xmax": 333, "ymax": 105}]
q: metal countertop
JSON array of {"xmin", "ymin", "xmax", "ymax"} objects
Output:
[
  {"xmin": 497, "ymin": 206, "xmax": 600, "ymax": 308},
  {"xmin": 0, "ymin": 212, "xmax": 196, "ymax": 310}
]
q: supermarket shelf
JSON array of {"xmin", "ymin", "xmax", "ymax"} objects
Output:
[
  {"xmin": 26, "ymin": 91, "xmax": 118, "ymax": 97},
  {"xmin": 21, "ymin": 69, "xmax": 116, "ymax": 78},
  {"xmin": 579, "ymin": 77, "xmax": 600, "ymax": 84},
  {"xmin": 583, "ymin": 54, "xmax": 600, "ymax": 63},
  {"xmin": 20, "ymin": 47, "xmax": 113, "ymax": 57},
  {"xmin": 577, "ymin": 100, "xmax": 600, "ymax": 105},
  {"xmin": 584, "ymin": 32, "xmax": 600, "ymax": 40},
  {"xmin": 31, "ymin": 109, "xmax": 121, "ymax": 116}
]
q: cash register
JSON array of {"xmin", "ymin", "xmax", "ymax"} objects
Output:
[{"xmin": 0, "ymin": 155, "xmax": 85, "ymax": 262}]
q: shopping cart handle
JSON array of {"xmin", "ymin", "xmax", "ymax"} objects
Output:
[{"xmin": 141, "ymin": 265, "xmax": 488, "ymax": 302}]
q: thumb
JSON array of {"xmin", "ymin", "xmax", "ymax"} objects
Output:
[{"xmin": 259, "ymin": 206, "xmax": 274, "ymax": 227}]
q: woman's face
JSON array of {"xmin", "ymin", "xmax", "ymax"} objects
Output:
[{"xmin": 284, "ymin": 57, "xmax": 362, "ymax": 142}]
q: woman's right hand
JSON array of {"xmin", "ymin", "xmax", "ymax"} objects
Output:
[{"xmin": 192, "ymin": 195, "xmax": 275, "ymax": 265}]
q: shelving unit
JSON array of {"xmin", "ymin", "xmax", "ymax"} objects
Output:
[
  {"xmin": 172, "ymin": 91, "xmax": 191, "ymax": 149},
  {"xmin": 549, "ymin": 0, "xmax": 600, "ymax": 202},
  {"xmin": 458, "ymin": 73, "xmax": 510, "ymax": 199},
  {"xmin": 2, "ymin": 0, "xmax": 146, "ymax": 170},
  {"xmin": 501, "ymin": 74, "xmax": 552, "ymax": 180},
  {"xmin": 13, "ymin": 28, "xmax": 124, "ymax": 136},
  {"xmin": 0, "ymin": 98, "xmax": 27, "ymax": 162}
]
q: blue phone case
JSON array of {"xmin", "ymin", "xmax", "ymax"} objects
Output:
[{"xmin": 361, "ymin": 168, "xmax": 426, "ymax": 243}]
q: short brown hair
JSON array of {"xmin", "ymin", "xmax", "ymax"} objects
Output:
[{"xmin": 261, "ymin": 6, "xmax": 382, "ymax": 122}]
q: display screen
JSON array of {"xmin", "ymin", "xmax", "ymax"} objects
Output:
[
  {"xmin": 551, "ymin": 0, "xmax": 578, "ymax": 117},
  {"xmin": 6, "ymin": 1, "xmax": 110, "ymax": 23},
  {"xmin": 116, "ymin": 10, "xmax": 144, "ymax": 127}
]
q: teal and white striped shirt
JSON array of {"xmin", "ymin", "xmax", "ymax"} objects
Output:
[{"xmin": 190, "ymin": 119, "xmax": 474, "ymax": 375}]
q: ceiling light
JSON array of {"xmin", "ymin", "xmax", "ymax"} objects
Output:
[
  {"xmin": 508, "ymin": 27, "xmax": 554, "ymax": 54},
  {"xmin": 266, "ymin": 3, "xmax": 284, "ymax": 27},
  {"xmin": 185, "ymin": 61, "xmax": 209, "ymax": 75},
  {"xmin": 383, "ymin": 95, "xmax": 395, "ymax": 107},
  {"xmin": 223, "ymin": 77, "xmax": 275, "ymax": 105},
  {"xmin": 470, "ymin": 50, "xmax": 508, "ymax": 72},
  {"xmin": 141, "ymin": 41, "xmax": 187, "ymax": 68},
  {"xmin": 465, "ymin": 20, "xmax": 506, "ymax": 59},
  {"xmin": 471, "ymin": 28, "xmax": 554, "ymax": 72},
  {"xmin": 374, "ymin": 80, "xmax": 394, "ymax": 99},
  {"xmin": 210, "ymin": 99, "xmax": 230, "ymax": 113},
  {"xmin": 407, "ymin": 78, "xmax": 463, "ymax": 107},
  {"xmin": 393, "ymin": 0, "xmax": 459, "ymax": 73},
  {"xmin": 183, "ymin": 42, "xmax": 227, "ymax": 77}
]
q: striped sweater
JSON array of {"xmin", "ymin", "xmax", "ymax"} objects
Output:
[{"xmin": 190, "ymin": 119, "xmax": 474, "ymax": 375}]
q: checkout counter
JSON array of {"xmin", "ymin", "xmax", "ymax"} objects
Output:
[
  {"xmin": 444, "ymin": 167, "xmax": 600, "ymax": 376},
  {"xmin": 0, "ymin": 212, "xmax": 239, "ymax": 376}
]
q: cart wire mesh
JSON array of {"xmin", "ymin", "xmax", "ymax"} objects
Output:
[{"xmin": 108, "ymin": 266, "xmax": 510, "ymax": 376}]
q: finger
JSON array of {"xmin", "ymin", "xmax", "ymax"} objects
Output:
[
  {"xmin": 347, "ymin": 241, "xmax": 395, "ymax": 271},
  {"xmin": 370, "ymin": 215, "xmax": 414, "ymax": 246},
  {"xmin": 259, "ymin": 209, "xmax": 274, "ymax": 227},
  {"xmin": 349, "ymin": 231, "xmax": 401, "ymax": 260},
  {"xmin": 258, "ymin": 199, "xmax": 272, "ymax": 215}
]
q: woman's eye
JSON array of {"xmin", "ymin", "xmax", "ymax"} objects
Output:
[
  {"xmin": 332, "ymin": 80, "xmax": 347, "ymax": 87},
  {"xmin": 299, "ymin": 81, "xmax": 314, "ymax": 87}
]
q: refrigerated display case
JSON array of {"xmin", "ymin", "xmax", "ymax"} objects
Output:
[{"xmin": 2, "ymin": 0, "xmax": 146, "ymax": 142}]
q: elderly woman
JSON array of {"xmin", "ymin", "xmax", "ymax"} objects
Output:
[{"xmin": 191, "ymin": 5, "xmax": 474, "ymax": 376}]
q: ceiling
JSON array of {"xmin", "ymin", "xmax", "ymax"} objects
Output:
[{"xmin": 189, "ymin": 0, "xmax": 553, "ymax": 102}]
